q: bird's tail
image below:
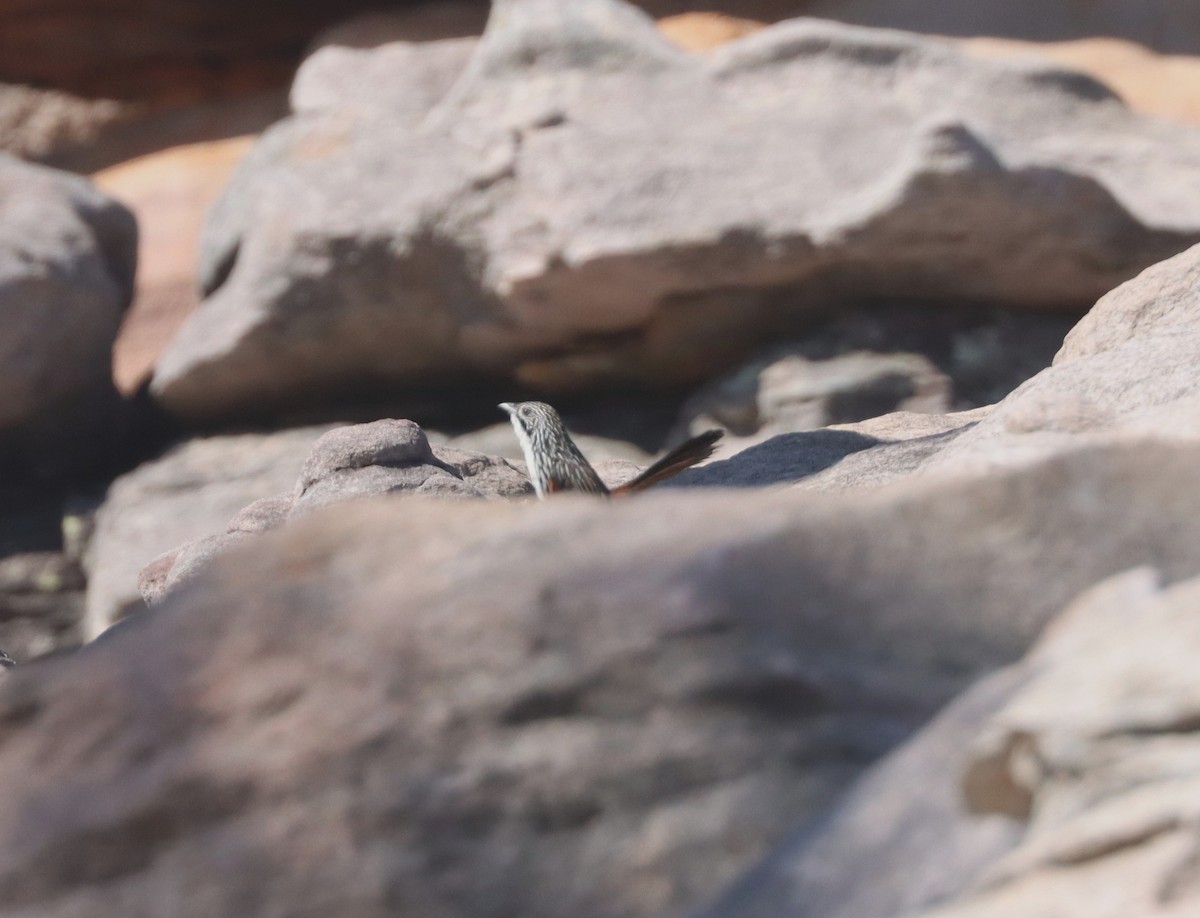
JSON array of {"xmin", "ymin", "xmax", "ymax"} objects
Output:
[{"xmin": 611, "ymin": 429, "xmax": 723, "ymax": 495}]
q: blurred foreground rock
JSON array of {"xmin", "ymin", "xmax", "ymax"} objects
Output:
[
  {"xmin": 0, "ymin": 154, "xmax": 137, "ymax": 477},
  {"xmin": 85, "ymin": 426, "xmax": 335, "ymax": 639},
  {"xmin": 9, "ymin": 433, "xmax": 1200, "ymax": 917},
  {"xmin": 152, "ymin": 0, "xmax": 1200, "ymax": 423}
]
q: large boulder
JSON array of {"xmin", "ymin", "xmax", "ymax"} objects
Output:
[
  {"xmin": 682, "ymin": 240, "xmax": 1200, "ymax": 490},
  {"xmin": 7, "ymin": 435, "xmax": 1200, "ymax": 917},
  {"xmin": 84, "ymin": 425, "xmax": 335, "ymax": 639},
  {"xmin": 151, "ymin": 0, "xmax": 1200, "ymax": 423},
  {"xmin": 0, "ymin": 153, "xmax": 137, "ymax": 476},
  {"xmin": 906, "ymin": 567, "xmax": 1200, "ymax": 917},
  {"xmin": 692, "ymin": 665, "xmax": 1028, "ymax": 918}
]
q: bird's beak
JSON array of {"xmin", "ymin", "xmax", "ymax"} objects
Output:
[{"xmin": 498, "ymin": 402, "xmax": 515, "ymax": 415}]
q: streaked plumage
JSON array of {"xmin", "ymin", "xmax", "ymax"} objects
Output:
[{"xmin": 500, "ymin": 401, "xmax": 721, "ymax": 498}]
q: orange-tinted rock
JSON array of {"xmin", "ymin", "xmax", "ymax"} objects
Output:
[
  {"xmin": 94, "ymin": 136, "xmax": 256, "ymax": 393},
  {"xmin": 657, "ymin": 13, "xmax": 767, "ymax": 51}
]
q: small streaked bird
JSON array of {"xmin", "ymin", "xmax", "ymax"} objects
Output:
[{"xmin": 500, "ymin": 401, "xmax": 722, "ymax": 498}]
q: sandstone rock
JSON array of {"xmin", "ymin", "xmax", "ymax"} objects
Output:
[
  {"xmin": 694, "ymin": 666, "xmax": 1027, "ymax": 918},
  {"xmin": 291, "ymin": 37, "xmax": 477, "ymax": 118},
  {"xmin": 656, "ymin": 13, "xmax": 766, "ymax": 52},
  {"xmin": 678, "ymin": 349, "xmax": 951, "ymax": 438},
  {"xmin": 85, "ymin": 425, "xmax": 334, "ymax": 638},
  {"xmin": 908, "ymin": 567, "xmax": 1200, "ymax": 918},
  {"xmin": 7, "ymin": 437, "xmax": 1200, "ymax": 917},
  {"xmin": 679, "ymin": 241, "xmax": 1200, "ymax": 491},
  {"xmin": 963, "ymin": 37, "xmax": 1200, "ymax": 127},
  {"xmin": 94, "ymin": 135, "xmax": 257, "ymax": 393},
  {"xmin": 152, "ymin": 0, "xmax": 1200, "ymax": 423},
  {"xmin": 796, "ymin": 0, "xmax": 1200, "ymax": 54},
  {"xmin": 0, "ymin": 153, "xmax": 137, "ymax": 476},
  {"xmin": 138, "ymin": 419, "xmax": 532, "ymax": 605}
]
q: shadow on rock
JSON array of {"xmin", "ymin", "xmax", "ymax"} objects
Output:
[{"xmin": 674, "ymin": 430, "xmax": 883, "ymax": 488}]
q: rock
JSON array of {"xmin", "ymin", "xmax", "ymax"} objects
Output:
[
  {"xmin": 0, "ymin": 153, "xmax": 137, "ymax": 476},
  {"xmin": 152, "ymin": 0, "xmax": 1200, "ymax": 423},
  {"xmin": 85, "ymin": 425, "xmax": 335, "ymax": 638},
  {"xmin": 0, "ymin": 553, "xmax": 85, "ymax": 662},
  {"xmin": 795, "ymin": 0, "xmax": 1200, "ymax": 54},
  {"xmin": 964, "ymin": 37, "xmax": 1200, "ymax": 127},
  {"xmin": 139, "ymin": 419, "xmax": 532, "ymax": 605},
  {"xmin": 680, "ymin": 241, "xmax": 1200, "ymax": 491},
  {"xmin": 907, "ymin": 567, "xmax": 1200, "ymax": 917},
  {"xmin": 656, "ymin": 13, "xmax": 766, "ymax": 51},
  {"xmin": 693, "ymin": 666, "xmax": 1027, "ymax": 918},
  {"xmin": 7, "ymin": 436, "xmax": 1200, "ymax": 916},
  {"xmin": 678, "ymin": 349, "xmax": 951, "ymax": 438},
  {"xmin": 291, "ymin": 37, "xmax": 477, "ymax": 118},
  {"xmin": 94, "ymin": 135, "xmax": 258, "ymax": 393}
]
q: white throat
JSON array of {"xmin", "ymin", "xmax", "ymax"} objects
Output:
[{"xmin": 507, "ymin": 415, "xmax": 544, "ymax": 498}]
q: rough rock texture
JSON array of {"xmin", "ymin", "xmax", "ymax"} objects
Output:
[
  {"xmin": 84, "ymin": 425, "xmax": 335, "ymax": 639},
  {"xmin": 682, "ymin": 240, "xmax": 1200, "ymax": 491},
  {"xmin": 9, "ymin": 434, "xmax": 1200, "ymax": 917},
  {"xmin": 908, "ymin": 567, "xmax": 1200, "ymax": 917},
  {"xmin": 694, "ymin": 666, "xmax": 1027, "ymax": 918},
  {"xmin": 677, "ymin": 349, "xmax": 951, "ymax": 438},
  {"xmin": 0, "ymin": 153, "xmax": 137, "ymax": 476},
  {"xmin": 964, "ymin": 37, "xmax": 1200, "ymax": 127},
  {"xmin": 152, "ymin": 0, "xmax": 1200, "ymax": 423}
]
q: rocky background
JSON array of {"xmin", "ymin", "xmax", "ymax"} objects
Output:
[{"xmin": 3, "ymin": 0, "xmax": 1200, "ymax": 915}]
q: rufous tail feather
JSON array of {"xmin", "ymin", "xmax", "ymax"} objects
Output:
[{"xmin": 611, "ymin": 430, "xmax": 723, "ymax": 495}]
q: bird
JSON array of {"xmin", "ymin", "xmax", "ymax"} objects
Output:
[{"xmin": 500, "ymin": 401, "xmax": 722, "ymax": 498}]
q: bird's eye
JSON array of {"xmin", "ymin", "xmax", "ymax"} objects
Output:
[{"xmin": 520, "ymin": 406, "xmax": 532, "ymax": 418}]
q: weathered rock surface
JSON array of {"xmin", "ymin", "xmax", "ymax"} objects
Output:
[
  {"xmin": 85, "ymin": 425, "xmax": 335, "ymax": 639},
  {"xmin": 0, "ymin": 153, "xmax": 137, "ymax": 476},
  {"xmin": 964, "ymin": 37, "xmax": 1200, "ymax": 127},
  {"xmin": 682, "ymin": 240, "xmax": 1200, "ymax": 490},
  {"xmin": 678, "ymin": 349, "xmax": 951, "ymax": 438},
  {"xmin": 694, "ymin": 665, "xmax": 1027, "ymax": 918},
  {"xmin": 152, "ymin": 0, "xmax": 1200, "ymax": 423},
  {"xmin": 10, "ymin": 433, "xmax": 1200, "ymax": 917},
  {"xmin": 905, "ymin": 567, "xmax": 1200, "ymax": 918}
]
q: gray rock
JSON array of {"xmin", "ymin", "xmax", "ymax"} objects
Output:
[
  {"xmin": 908, "ymin": 567, "xmax": 1200, "ymax": 917},
  {"xmin": 693, "ymin": 666, "xmax": 1027, "ymax": 918},
  {"xmin": 6, "ymin": 437, "xmax": 1200, "ymax": 917},
  {"xmin": 678, "ymin": 349, "xmax": 952, "ymax": 438},
  {"xmin": 140, "ymin": 419, "xmax": 533, "ymax": 604},
  {"xmin": 0, "ymin": 153, "xmax": 137, "ymax": 474},
  {"xmin": 681, "ymin": 241, "xmax": 1200, "ymax": 491},
  {"xmin": 152, "ymin": 0, "xmax": 1200, "ymax": 423},
  {"xmin": 291, "ymin": 36, "xmax": 477, "ymax": 118},
  {"xmin": 86, "ymin": 425, "xmax": 335, "ymax": 638}
]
